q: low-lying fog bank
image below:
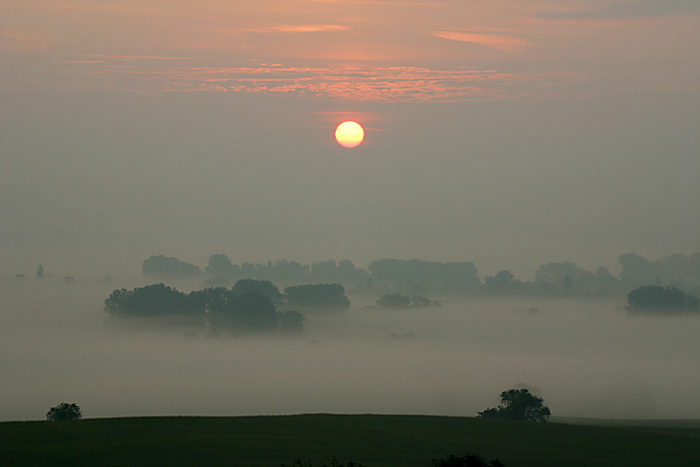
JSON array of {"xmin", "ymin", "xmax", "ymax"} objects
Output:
[{"xmin": 1, "ymin": 286, "xmax": 699, "ymax": 421}]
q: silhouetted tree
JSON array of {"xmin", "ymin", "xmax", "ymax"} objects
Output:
[
  {"xmin": 478, "ymin": 388, "xmax": 550, "ymax": 422},
  {"xmin": 310, "ymin": 259, "xmax": 370, "ymax": 283},
  {"xmin": 205, "ymin": 254, "xmax": 239, "ymax": 278},
  {"xmin": 189, "ymin": 287, "xmax": 230, "ymax": 314},
  {"xmin": 535, "ymin": 262, "xmax": 592, "ymax": 291},
  {"xmin": 46, "ymin": 402, "xmax": 82, "ymax": 421},
  {"xmin": 483, "ymin": 270, "xmax": 527, "ymax": 295},
  {"xmin": 279, "ymin": 310, "xmax": 305, "ymax": 335},
  {"xmin": 36, "ymin": 265, "xmax": 44, "ymax": 278},
  {"xmin": 626, "ymin": 286, "xmax": 699, "ymax": 313},
  {"xmin": 617, "ymin": 252, "xmax": 700, "ymax": 288},
  {"xmin": 230, "ymin": 292, "xmax": 279, "ymax": 331},
  {"xmin": 231, "ymin": 279, "xmax": 284, "ymax": 305},
  {"xmin": 369, "ymin": 259, "xmax": 480, "ymax": 290},
  {"xmin": 208, "ymin": 291, "xmax": 280, "ymax": 332},
  {"xmin": 563, "ymin": 275, "xmax": 573, "ymax": 290},
  {"xmin": 104, "ymin": 284, "xmax": 204, "ymax": 317}
]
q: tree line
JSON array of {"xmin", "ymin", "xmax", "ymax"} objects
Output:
[{"xmin": 140, "ymin": 252, "xmax": 700, "ymax": 298}]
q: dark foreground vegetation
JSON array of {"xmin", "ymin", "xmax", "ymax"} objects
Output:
[{"xmin": 2, "ymin": 414, "xmax": 699, "ymax": 466}]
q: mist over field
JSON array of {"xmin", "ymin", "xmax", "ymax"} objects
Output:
[{"xmin": 2, "ymin": 280, "xmax": 699, "ymax": 422}]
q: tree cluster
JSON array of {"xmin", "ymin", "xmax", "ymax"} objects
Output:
[
  {"xmin": 105, "ymin": 283, "xmax": 202, "ymax": 317},
  {"xmin": 477, "ymin": 388, "xmax": 550, "ymax": 422},
  {"xmin": 626, "ymin": 285, "xmax": 699, "ymax": 313},
  {"xmin": 104, "ymin": 280, "xmax": 352, "ymax": 334},
  {"xmin": 204, "ymin": 255, "xmax": 369, "ymax": 284},
  {"xmin": 133, "ymin": 250, "xmax": 700, "ymax": 299},
  {"xmin": 619, "ymin": 252, "xmax": 700, "ymax": 289}
]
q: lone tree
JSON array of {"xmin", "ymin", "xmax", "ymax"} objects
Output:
[
  {"xmin": 478, "ymin": 388, "xmax": 550, "ymax": 422},
  {"xmin": 46, "ymin": 402, "xmax": 82, "ymax": 421}
]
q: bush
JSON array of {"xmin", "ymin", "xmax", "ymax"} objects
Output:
[
  {"xmin": 46, "ymin": 402, "xmax": 82, "ymax": 421},
  {"xmin": 208, "ymin": 291, "xmax": 279, "ymax": 332}
]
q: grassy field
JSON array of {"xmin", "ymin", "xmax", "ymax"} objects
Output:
[{"xmin": 1, "ymin": 414, "xmax": 699, "ymax": 466}]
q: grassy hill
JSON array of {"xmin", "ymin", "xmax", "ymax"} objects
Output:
[{"xmin": 1, "ymin": 414, "xmax": 699, "ymax": 466}]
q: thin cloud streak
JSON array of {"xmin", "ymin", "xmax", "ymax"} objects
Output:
[
  {"xmin": 432, "ymin": 30, "xmax": 531, "ymax": 52},
  {"xmin": 269, "ymin": 24, "xmax": 350, "ymax": 33},
  {"xmin": 0, "ymin": 29, "xmax": 47, "ymax": 51},
  {"xmin": 306, "ymin": 0, "xmax": 446, "ymax": 6},
  {"xmin": 48, "ymin": 56, "xmax": 585, "ymax": 102}
]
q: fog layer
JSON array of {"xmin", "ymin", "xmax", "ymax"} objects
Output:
[{"xmin": 2, "ymin": 284, "xmax": 699, "ymax": 421}]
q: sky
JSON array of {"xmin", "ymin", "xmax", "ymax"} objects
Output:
[{"xmin": 2, "ymin": 0, "xmax": 699, "ymax": 280}]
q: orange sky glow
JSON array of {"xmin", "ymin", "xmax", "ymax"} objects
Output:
[{"xmin": 3, "ymin": 0, "xmax": 698, "ymax": 100}]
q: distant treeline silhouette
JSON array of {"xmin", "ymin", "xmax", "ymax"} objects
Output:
[{"xmin": 140, "ymin": 252, "xmax": 700, "ymax": 297}]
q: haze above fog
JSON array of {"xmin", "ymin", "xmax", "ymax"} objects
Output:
[{"xmin": 2, "ymin": 89, "xmax": 698, "ymax": 280}]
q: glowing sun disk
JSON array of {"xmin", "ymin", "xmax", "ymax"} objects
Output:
[{"xmin": 335, "ymin": 121, "xmax": 364, "ymax": 148}]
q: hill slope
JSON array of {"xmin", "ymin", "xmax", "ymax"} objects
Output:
[{"xmin": 2, "ymin": 414, "xmax": 699, "ymax": 466}]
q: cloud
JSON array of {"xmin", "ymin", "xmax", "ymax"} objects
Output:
[
  {"xmin": 45, "ymin": 56, "xmax": 585, "ymax": 103},
  {"xmin": 432, "ymin": 30, "xmax": 531, "ymax": 53},
  {"xmin": 538, "ymin": 0, "xmax": 700, "ymax": 20},
  {"xmin": 0, "ymin": 29, "xmax": 46, "ymax": 51},
  {"xmin": 305, "ymin": 0, "xmax": 445, "ymax": 6},
  {"xmin": 267, "ymin": 24, "xmax": 350, "ymax": 33}
]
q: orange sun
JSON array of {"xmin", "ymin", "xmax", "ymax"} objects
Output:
[{"xmin": 335, "ymin": 121, "xmax": 364, "ymax": 148}]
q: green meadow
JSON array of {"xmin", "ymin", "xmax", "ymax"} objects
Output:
[{"xmin": 2, "ymin": 415, "xmax": 699, "ymax": 466}]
